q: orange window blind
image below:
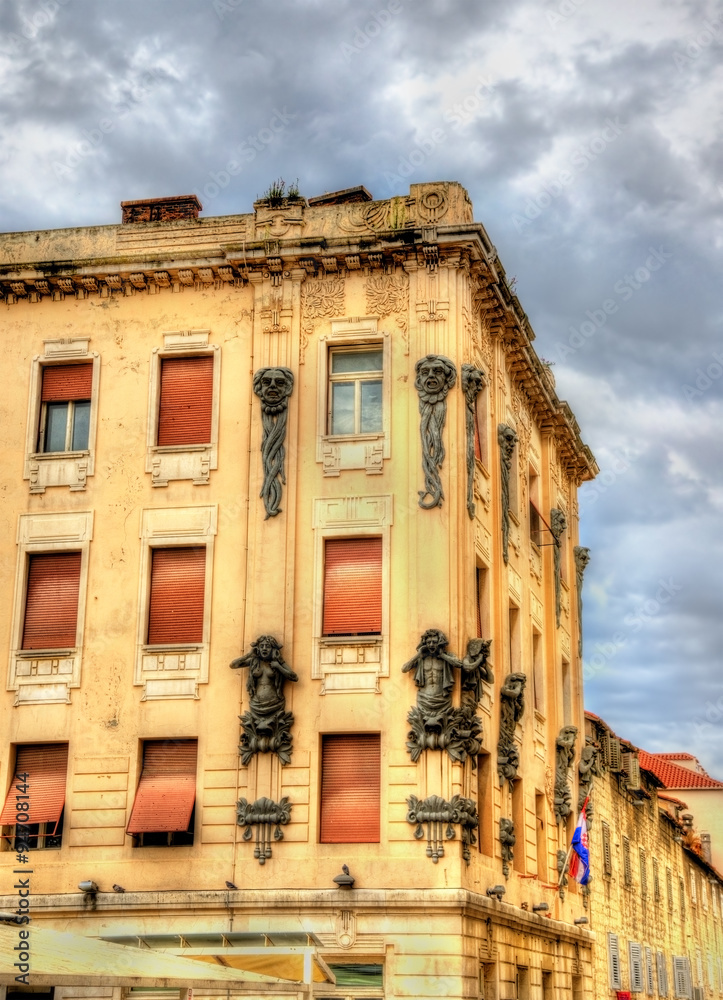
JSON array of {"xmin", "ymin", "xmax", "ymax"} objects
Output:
[
  {"xmin": 157, "ymin": 356, "xmax": 213, "ymax": 446},
  {"xmin": 320, "ymin": 734, "xmax": 380, "ymax": 843},
  {"xmin": 147, "ymin": 547, "xmax": 205, "ymax": 645},
  {"xmin": 0, "ymin": 744, "xmax": 68, "ymax": 828},
  {"xmin": 126, "ymin": 740, "xmax": 197, "ymax": 834},
  {"xmin": 22, "ymin": 552, "xmax": 81, "ymax": 650},
  {"xmin": 322, "ymin": 538, "xmax": 382, "ymax": 636},
  {"xmin": 41, "ymin": 363, "xmax": 92, "ymax": 401}
]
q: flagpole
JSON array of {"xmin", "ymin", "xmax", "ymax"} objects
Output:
[{"xmin": 559, "ymin": 794, "xmax": 590, "ymax": 889}]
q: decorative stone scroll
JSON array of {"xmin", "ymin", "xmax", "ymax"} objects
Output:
[
  {"xmin": 415, "ymin": 355, "xmax": 457, "ymax": 509},
  {"xmin": 574, "ymin": 545, "xmax": 591, "ymax": 656},
  {"xmin": 497, "ymin": 424, "xmax": 518, "ymax": 563},
  {"xmin": 230, "ymin": 636, "xmax": 298, "ymax": 765},
  {"xmin": 497, "ymin": 672, "xmax": 527, "ymax": 787},
  {"xmin": 403, "ymin": 630, "xmax": 491, "ymax": 765},
  {"xmin": 236, "ymin": 796, "xmax": 291, "ymax": 864},
  {"xmin": 253, "ymin": 367, "xmax": 294, "ymax": 519},
  {"xmin": 462, "ymin": 365, "xmax": 485, "ymax": 519},
  {"xmin": 554, "ymin": 725, "xmax": 578, "ymax": 823},
  {"xmin": 406, "ymin": 794, "xmax": 479, "ymax": 863},
  {"xmin": 550, "ymin": 508, "xmax": 567, "ymax": 627},
  {"xmin": 500, "ymin": 817, "xmax": 516, "ymax": 877}
]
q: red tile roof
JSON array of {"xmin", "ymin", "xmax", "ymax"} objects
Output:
[
  {"xmin": 654, "ymin": 752, "xmax": 697, "ymax": 761},
  {"xmin": 638, "ymin": 751, "xmax": 723, "ymax": 789}
]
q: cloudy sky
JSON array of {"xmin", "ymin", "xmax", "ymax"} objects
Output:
[{"xmin": 1, "ymin": 0, "xmax": 722, "ymax": 775}]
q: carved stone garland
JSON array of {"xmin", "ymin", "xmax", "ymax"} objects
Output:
[
  {"xmin": 402, "ymin": 629, "xmax": 492, "ymax": 765},
  {"xmin": 554, "ymin": 725, "xmax": 578, "ymax": 824},
  {"xmin": 230, "ymin": 635, "xmax": 298, "ymax": 765},
  {"xmin": 461, "ymin": 364, "xmax": 485, "ymax": 519},
  {"xmin": 574, "ymin": 545, "xmax": 591, "ymax": 656},
  {"xmin": 550, "ymin": 508, "xmax": 567, "ymax": 628},
  {"xmin": 253, "ymin": 367, "xmax": 294, "ymax": 519},
  {"xmin": 406, "ymin": 794, "xmax": 479, "ymax": 864},
  {"xmin": 500, "ymin": 817, "xmax": 515, "ymax": 878},
  {"xmin": 236, "ymin": 796, "xmax": 291, "ymax": 865},
  {"xmin": 497, "ymin": 424, "xmax": 518, "ymax": 563},
  {"xmin": 415, "ymin": 355, "xmax": 457, "ymax": 509},
  {"xmin": 497, "ymin": 672, "xmax": 527, "ymax": 788}
]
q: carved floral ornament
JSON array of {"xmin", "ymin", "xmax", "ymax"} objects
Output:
[{"xmin": 406, "ymin": 794, "xmax": 478, "ymax": 864}]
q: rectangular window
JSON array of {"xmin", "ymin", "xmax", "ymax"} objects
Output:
[
  {"xmin": 602, "ymin": 821, "xmax": 613, "ymax": 875},
  {"xmin": 0, "ymin": 744, "xmax": 68, "ymax": 849},
  {"xmin": 147, "ymin": 547, "xmax": 205, "ymax": 646},
  {"xmin": 476, "ymin": 565, "xmax": 490, "ymax": 639},
  {"xmin": 645, "ymin": 946, "xmax": 654, "ymax": 995},
  {"xmin": 657, "ymin": 951, "xmax": 669, "ymax": 997},
  {"xmin": 623, "ymin": 835, "xmax": 632, "ymax": 887},
  {"xmin": 640, "ymin": 848, "xmax": 648, "ymax": 898},
  {"xmin": 326, "ymin": 963, "xmax": 383, "ymax": 994},
  {"xmin": 38, "ymin": 363, "xmax": 93, "ymax": 453},
  {"xmin": 629, "ymin": 942, "xmax": 644, "ymax": 993},
  {"xmin": 322, "ymin": 538, "xmax": 382, "ymax": 636},
  {"xmin": 673, "ymin": 956, "xmax": 692, "ymax": 999},
  {"xmin": 22, "ymin": 552, "xmax": 81, "ymax": 650},
  {"xmin": 516, "ymin": 967, "xmax": 529, "ymax": 1000},
  {"xmin": 529, "ymin": 467, "xmax": 542, "ymax": 546},
  {"xmin": 158, "ymin": 355, "xmax": 214, "ymax": 446},
  {"xmin": 653, "ymin": 857, "xmax": 661, "ymax": 902},
  {"xmin": 532, "ymin": 628, "xmax": 544, "ymax": 714},
  {"xmin": 562, "ymin": 656, "xmax": 572, "ymax": 726},
  {"xmin": 477, "ymin": 753, "xmax": 493, "ymax": 856},
  {"xmin": 508, "ymin": 604, "xmax": 520, "ymax": 672},
  {"xmin": 608, "ymin": 934, "xmax": 622, "ymax": 990},
  {"xmin": 328, "ymin": 348, "xmax": 383, "ymax": 436},
  {"xmin": 690, "ymin": 869, "xmax": 697, "ymax": 904},
  {"xmin": 512, "ymin": 779, "xmax": 525, "ymax": 874},
  {"xmin": 474, "ymin": 381, "xmax": 489, "ymax": 468},
  {"xmin": 679, "ymin": 876, "xmax": 686, "ymax": 917},
  {"xmin": 535, "ymin": 791, "xmax": 548, "ymax": 881},
  {"xmin": 667, "ymin": 867, "xmax": 674, "ymax": 911},
  {"xmin": 127, "ymin": 739, "xmax": 197, "ymax": 846},
  {"xmin": 320, "ymin": 734, "xmax": 380, "ymax": 843}
]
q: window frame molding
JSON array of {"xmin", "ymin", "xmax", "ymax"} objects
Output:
[
  {"xmin": 24, "ymin": 339, "xmax": 100, "ymax": 494},
  {"xmin": 135, "ymin": 505, "xmax": 217, "ymax": 700},
  {"xmin": 316, "ymin": 318, "xmax": 391, "ymax": 476},
  {"xmin": 8, "ymin": 512, "xmax": 93, "ymax": 705},
  {"xmin": 312, "ymin": 495, "xmax": 392, "ymax": 693},
  {"xmin": 145, "ymin": 331, "xmax": 220, "ymax": 487}
]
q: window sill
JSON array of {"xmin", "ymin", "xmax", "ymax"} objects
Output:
[
  {"xmin": 320, "ymin": 635, "xmax": 382, "ymax": 645},
  {"xmin": 508, "ymin": 510, "xmax": 520, "ymax": 526},
  {"xmin": 30, "ymin": 450, "xmax": 90, "ymax": 461},
  {"xmin": 142, "ymin": 643, "xmax": 204, "ymax": 653},
  {"xmin": 150, "ymin": 443, "xmax": 211, "ymax": 454},
  {"xmin": 17, "ymin": 648, "xmax": 75, "ymax": 658},
  {"xmin": 475, "ymin": 458, "xmax": 490, "ymax": 479},
  {"xmin": 324, "ymin": 432, "xmax": 384, "ymax": 444}
]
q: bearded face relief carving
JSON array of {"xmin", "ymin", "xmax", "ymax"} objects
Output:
[
  {"xmin": 415, "ymin": 355, "xmax": 457, "ymax": 509},
  {"xmin": 497, "ymin": 423, "xmax": 518, "ymax": 563},
  {"xmin": 253, "ymin": 367, "xmax": 294, "ymax": 518}
]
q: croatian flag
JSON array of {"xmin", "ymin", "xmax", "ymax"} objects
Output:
[{"xmin": 568, "ymin": 797, "xmax": 590, "ymax": 885}]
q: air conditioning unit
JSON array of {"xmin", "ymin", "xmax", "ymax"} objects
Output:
[{"xmin": 622, "ymin": 753, "xmax": 641, "ymax": 790}]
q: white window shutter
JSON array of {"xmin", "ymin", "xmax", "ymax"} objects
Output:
[
  {"xmin": 629, "ymin": 941, "xmax": 644, "ymax": 993},
  {"xmin": 608, "ymin": 933, "xmax": 622, "ymax": 990},
  {"xmin": 645, "ymin": 946, "xmax": 654, "ymax": 995},
  {"xmin": 657, "ymin": 951, "xmax": 669, "ymax": 997}
]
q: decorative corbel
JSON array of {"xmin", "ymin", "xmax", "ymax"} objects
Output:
[
  {"xmin": 406, "ymin": 794, "xmax": 479, "ymax": 863},
  {"xmin": 236, "ymin": 796, "xmax": 291, "ymax": 864},
  {"xmin": 461, "ymin": 364, "xmax": 485, "ymax": 518},
  {"xmin": 574, "ymin": 546, "xmax": 591, "ymax": 655},
  {"xmin": 550, "ymin": 508, "xmax": 567, "ymax": 627},
  {"xmin": 497, "ymin": 673, "xmax": 526, "ymax": 787},
  {"xmin": 497, "ymin": 424, "xmax": 518, "ymax": 563},
  {"xmin": 500, "ymin": 817, "xmax": 515, "ymax": 877},
  {"xmin": 554, "ymin": 725, "xmax": 578, "ymax": 824},
  {"xmin": 253, "ymin": 366, "xmax": 294, "ymax": 518},
  {"xmin": 415, "ymin": 355, "xmax": 457, "ymax": 509}
]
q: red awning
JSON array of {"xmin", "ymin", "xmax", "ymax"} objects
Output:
[
  {"xmin": 0, "ymin": 744, "xmax": 68, "ymax": 827},
  {"xmin": 127, "ymin": 740, "xmax": 197, "ymax": 834}
]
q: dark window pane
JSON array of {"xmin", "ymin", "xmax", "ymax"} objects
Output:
[
  {"xmin": 71, "ymin": 401, "xmax": 91, "ymax": 450},
  {"xmin": 331, "ymin": 383, "xmax": 355, "ymax": 434},
  {"xmin": 44, "ymin": 402, "xmax": 68, "ymax": 452},
  {"xmin": 331, "ymin": 350, "xmax": 383, "ymax": 374},
  {"xmin": 360, "ymin": 381, "xmax": 382, "ymax": 432}
]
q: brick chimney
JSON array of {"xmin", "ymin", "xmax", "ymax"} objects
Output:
[{"xmin": 121, "ymin": 195, "xmax": 202, "ymax": 224}]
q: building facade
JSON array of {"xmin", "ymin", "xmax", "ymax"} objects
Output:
[
  {"xmin": 583, "ymin": 713, "xmax": 723, "ymax": 1000},
  {"xmin": 0, "ymin": 182, "xmax": 600, "ymax": 999}
]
